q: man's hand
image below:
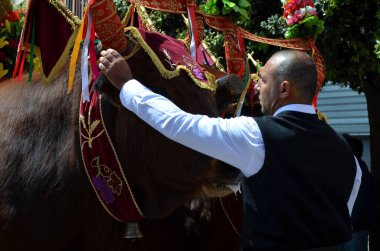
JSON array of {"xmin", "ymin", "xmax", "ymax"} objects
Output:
[{"xmin": 99, "ymin": 49, "xmax": 133, "ymax": 90}]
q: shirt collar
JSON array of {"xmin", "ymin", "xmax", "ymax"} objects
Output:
[{"xmin": 274, "ymin": 104, "xmax": 316, "ymax": 116}]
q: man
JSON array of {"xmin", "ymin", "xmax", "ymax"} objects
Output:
[
  {"xmin": 341, "ymin": 134, "xmax": 373, "ymax": 251},
  {"xmin": 99, "ymin": 49, "xmax": 361, "ymax": 251}
]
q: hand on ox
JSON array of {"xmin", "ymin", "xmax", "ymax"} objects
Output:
[{"xmin": 99, "ymin": 49, "xmax": 133, "ymax": 90}]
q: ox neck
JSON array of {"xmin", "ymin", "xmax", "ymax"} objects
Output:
[{"xmin": 79, "ymin": 87, "xmax": 144, "ymax": 222}]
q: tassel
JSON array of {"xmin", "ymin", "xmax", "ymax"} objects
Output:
[
  {"xmin": 316, "ymin": 109, "xmax": 328, "ymax": 122},
  {"xmin": 186, "ymin": 5, "xmax": 200, "ymax": 61},
  {"xmin": 89, "ymin": 19, "xmax": 100, "ymax": 81},
  {"xmin": 13, "ymin": 0, "xmax": 33, "ymax": 79},
  {"xmin": 81, "ymin": 7, "xmax": 93, "ymax": 102},
  {"xmin": 234, "ymin": 55, "xmax": 251, "ymax": 117},
  {"xmin": 28, "ymin": 19, "xmax": 35, "ymax": 83},
  {"xmin": 68, "ymin": 6, "xmax": 89, "ymax": 93},
  {"xmin": 17, "ymin": 12, "xmax": 33, "ymax": 81}
]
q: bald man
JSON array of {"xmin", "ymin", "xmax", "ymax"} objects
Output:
[{"xmin": 99, "ymin": 49, "xmax": 361, "ymax": 251}]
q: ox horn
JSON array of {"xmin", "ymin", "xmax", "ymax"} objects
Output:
[{"xmin": 89, "ymin": 0, "xmax": 127, "ymax": 52}]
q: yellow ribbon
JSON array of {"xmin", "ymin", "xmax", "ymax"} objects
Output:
[{"xmin": 68, "ymin": 8, "xmax": 89, "ymax": 93}]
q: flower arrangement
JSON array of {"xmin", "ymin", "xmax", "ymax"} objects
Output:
[
  {"xmin": 281, "ymin": 0, "xmax": 324, "ymax": 40},
  {"xmin": 0, "ymin": 0, "xmax": 39, "ymax": 81}
]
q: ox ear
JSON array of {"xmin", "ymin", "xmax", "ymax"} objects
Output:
[
  {"xmin": 94, "ymin": 74, "xmax": 122, "ymax": 107},
  {"xmin": 216, "ymin": 74, "xmax": 242, "ymax": 95},
  {"xmin": 215, "ymin": 74, "xmax": 242, "ymax": 114}
]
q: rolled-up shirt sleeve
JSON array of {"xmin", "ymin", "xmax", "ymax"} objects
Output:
[{"xmin": 119, "ymin": 79, "xmax": 265, "ymax": 177}]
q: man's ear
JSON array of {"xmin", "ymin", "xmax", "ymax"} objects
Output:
[{"xmin": 279, "ymin": 81, "xmax": 291, "ymax": 98}]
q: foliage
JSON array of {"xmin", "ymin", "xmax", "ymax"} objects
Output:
[
  {"xmin": 313, "ymin": 0, "xmax": 380, "ymax": 90},
  {"xmin": 202, "ymin": 28, "xmax": 225, "ymax": 66},
  {"xmin": 114, "ymin": 0, "xmax": 129, "ymax": 20},
  {"xmin": 118, "ymin": 0, "xmax": 379, "ymax": 92},
  {"xmin": 146, "ymin": 10, "xmax": 187, "ymax": 38},
  {"xmin": 375, "ymin": 10, "xmax": 380, "ymax": 59},
  {"xmin": 376, "ymin": 40, "xmax": 380, "ymax": 59},
  {"xmin": 260, "ymin": 14, "xmax": 287, "ymax": 37},
  {"xmin": 0, "ymin": 1, "xmax": 34, "ymax": 80},
  {"xmin": 199, "ymin": 0, "xmax": 251, "ymax": 25}
]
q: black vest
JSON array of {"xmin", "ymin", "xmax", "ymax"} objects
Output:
[{"xmin": 241, "ymin": 111, "xmax": 356, "ymax": 251}]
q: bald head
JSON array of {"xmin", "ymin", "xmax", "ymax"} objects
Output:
[{"xmin": 269, "ymin": 50, "xmax": 317, "ymax": 103}]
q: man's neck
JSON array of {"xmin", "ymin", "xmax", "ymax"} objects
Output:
[{"xmin": 273, "ymin": 104, "xmax": 315, "ymax": 116}]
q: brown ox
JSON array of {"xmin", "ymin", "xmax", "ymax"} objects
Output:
[{"xmin": 0, "ymin": 32, "xmax": 243, "ymax": 251}]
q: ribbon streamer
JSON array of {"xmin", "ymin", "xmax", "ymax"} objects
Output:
[{"xmin": 81, "ymin": 5, "xmax": 92, "ymax": 102}]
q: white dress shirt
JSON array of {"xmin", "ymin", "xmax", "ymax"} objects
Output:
[{"xmin": 119, "ymin": 79, "xmax": 361, "ymax": 215}]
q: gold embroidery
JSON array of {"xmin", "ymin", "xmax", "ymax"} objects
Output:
[
  {"xmin": 163, "ymin": 48, "xmax": 176, "ymax": 69},
  {"xmin": 91, "ymin": 157, "xmax": 123, "ymax": 195},
  {"xmin": 126, "ymin": 27, "xmax": 217, "ymax": 91},
  {"xmin": 80, "ymin": 109, "xmax": 105, "ymax": 149}
]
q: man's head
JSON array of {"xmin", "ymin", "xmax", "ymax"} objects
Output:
[{"xmin": 255, "ymin": 49, "xmax": 317, "ymax": 115}]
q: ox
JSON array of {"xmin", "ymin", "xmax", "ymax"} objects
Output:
[{"xmin": 0, "ymin": 25, "xmax": 243, "ymax": 251}]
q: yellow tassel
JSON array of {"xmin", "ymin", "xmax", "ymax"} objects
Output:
[
  {"xmin": 68, "ymin": 8, "xmax": 88, "ymax": 93},
  {"xmin": 317, "ymin": 110, "xmax": 328, "ymax": 122}
]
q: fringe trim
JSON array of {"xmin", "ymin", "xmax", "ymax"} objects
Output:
[
  {"xmin": 99, "ymin": 95, "xmax": 144, "ymax": 218},
  {"xmin": 135, "ymin": 5, "xmax": 157, "ymax": 32},
  {"xmin": 201, "ymin": 41, "xmax": 225, "ymax": 72},
  {"xmin": 27, "ymin": 29, "xmax": 78, "ymax": 84},
  {"xmin": 126, "ymin": 27, "xmax": 216, "ymax": 91},
  {"xmin": 121, "ymin": 5, "xmax": 134, "ymax": 29}
]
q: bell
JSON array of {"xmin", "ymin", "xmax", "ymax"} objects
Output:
[{"xmin": 122, "ymin": 222, "xmax": 143, "ymax": 239}]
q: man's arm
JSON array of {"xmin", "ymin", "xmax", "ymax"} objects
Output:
[
  {"xmin": 119, "ymin": 79, "xmax": 264, "ymax": 177},
  {"xmin": 98, "ymin": 49, "xmax": 265, "ymax": 177}
]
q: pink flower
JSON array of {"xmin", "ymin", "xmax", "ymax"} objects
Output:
[
  {"xmin": 286, "ymin": 16, "xmax": 296, "ymax": 25},
  {"xmin": 295, "ymin": 10, "xmax": 304, "ymax": 20},
  {"xmin": 306, "ymin": 5, "xmax": 317, "ymax": 16},
  {"xmin": 283, "ymin": 0, "xmax": 318, "ymax": 26}
]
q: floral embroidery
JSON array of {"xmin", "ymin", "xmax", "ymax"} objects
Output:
[
  {"xmin": 182, "ymin": 55, "xmax": 196, "ymax": 70},
  {"xmin": 192, "ymin": 68, "xmax": 205, "ymax": 80},
  {"xmin": 107, "ymin": 172, "xmax": 123, "ymax": 195},
  {"xmin": 163, "ymin": 48, "xmax": 176, "ymax": 69},
  {"xmin": 91, "ymin": 156, "xmax": 123, "ymax": 196},
  {"xmin": 80, "ymin": 110, "xmax": 105, "ymax": 149},
  {"xmin": 92, "ymin": 176, "xmax": 115, "ymax": 204}
]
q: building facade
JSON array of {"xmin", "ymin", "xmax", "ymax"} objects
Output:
[{"xmin": 317, "ymin": 83, "xmax": 370, "ymax": 167}]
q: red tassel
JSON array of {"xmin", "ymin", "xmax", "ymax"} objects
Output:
[
  {"xmin": 13, "ymin": 0, "xmax": 33, "ymax": 79},
  {"xmin": 17, "ymin": 14, "xmax": 33, "ymax": 81}
]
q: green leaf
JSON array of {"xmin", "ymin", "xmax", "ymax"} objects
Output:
[
  {"xmin": 284, "ymin": 24, "xmax": 300, "ymax": 39},
  {"xmin": 222, "ymin": 0, "xmax": 237, "ymax": 8},
  {"xmin": 238, "ymin": 0, "xmax": 250, "ymax": 8},
  {"xmin": 237, "ymin": 7, "xmax": 249, "ymax": 18}
]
